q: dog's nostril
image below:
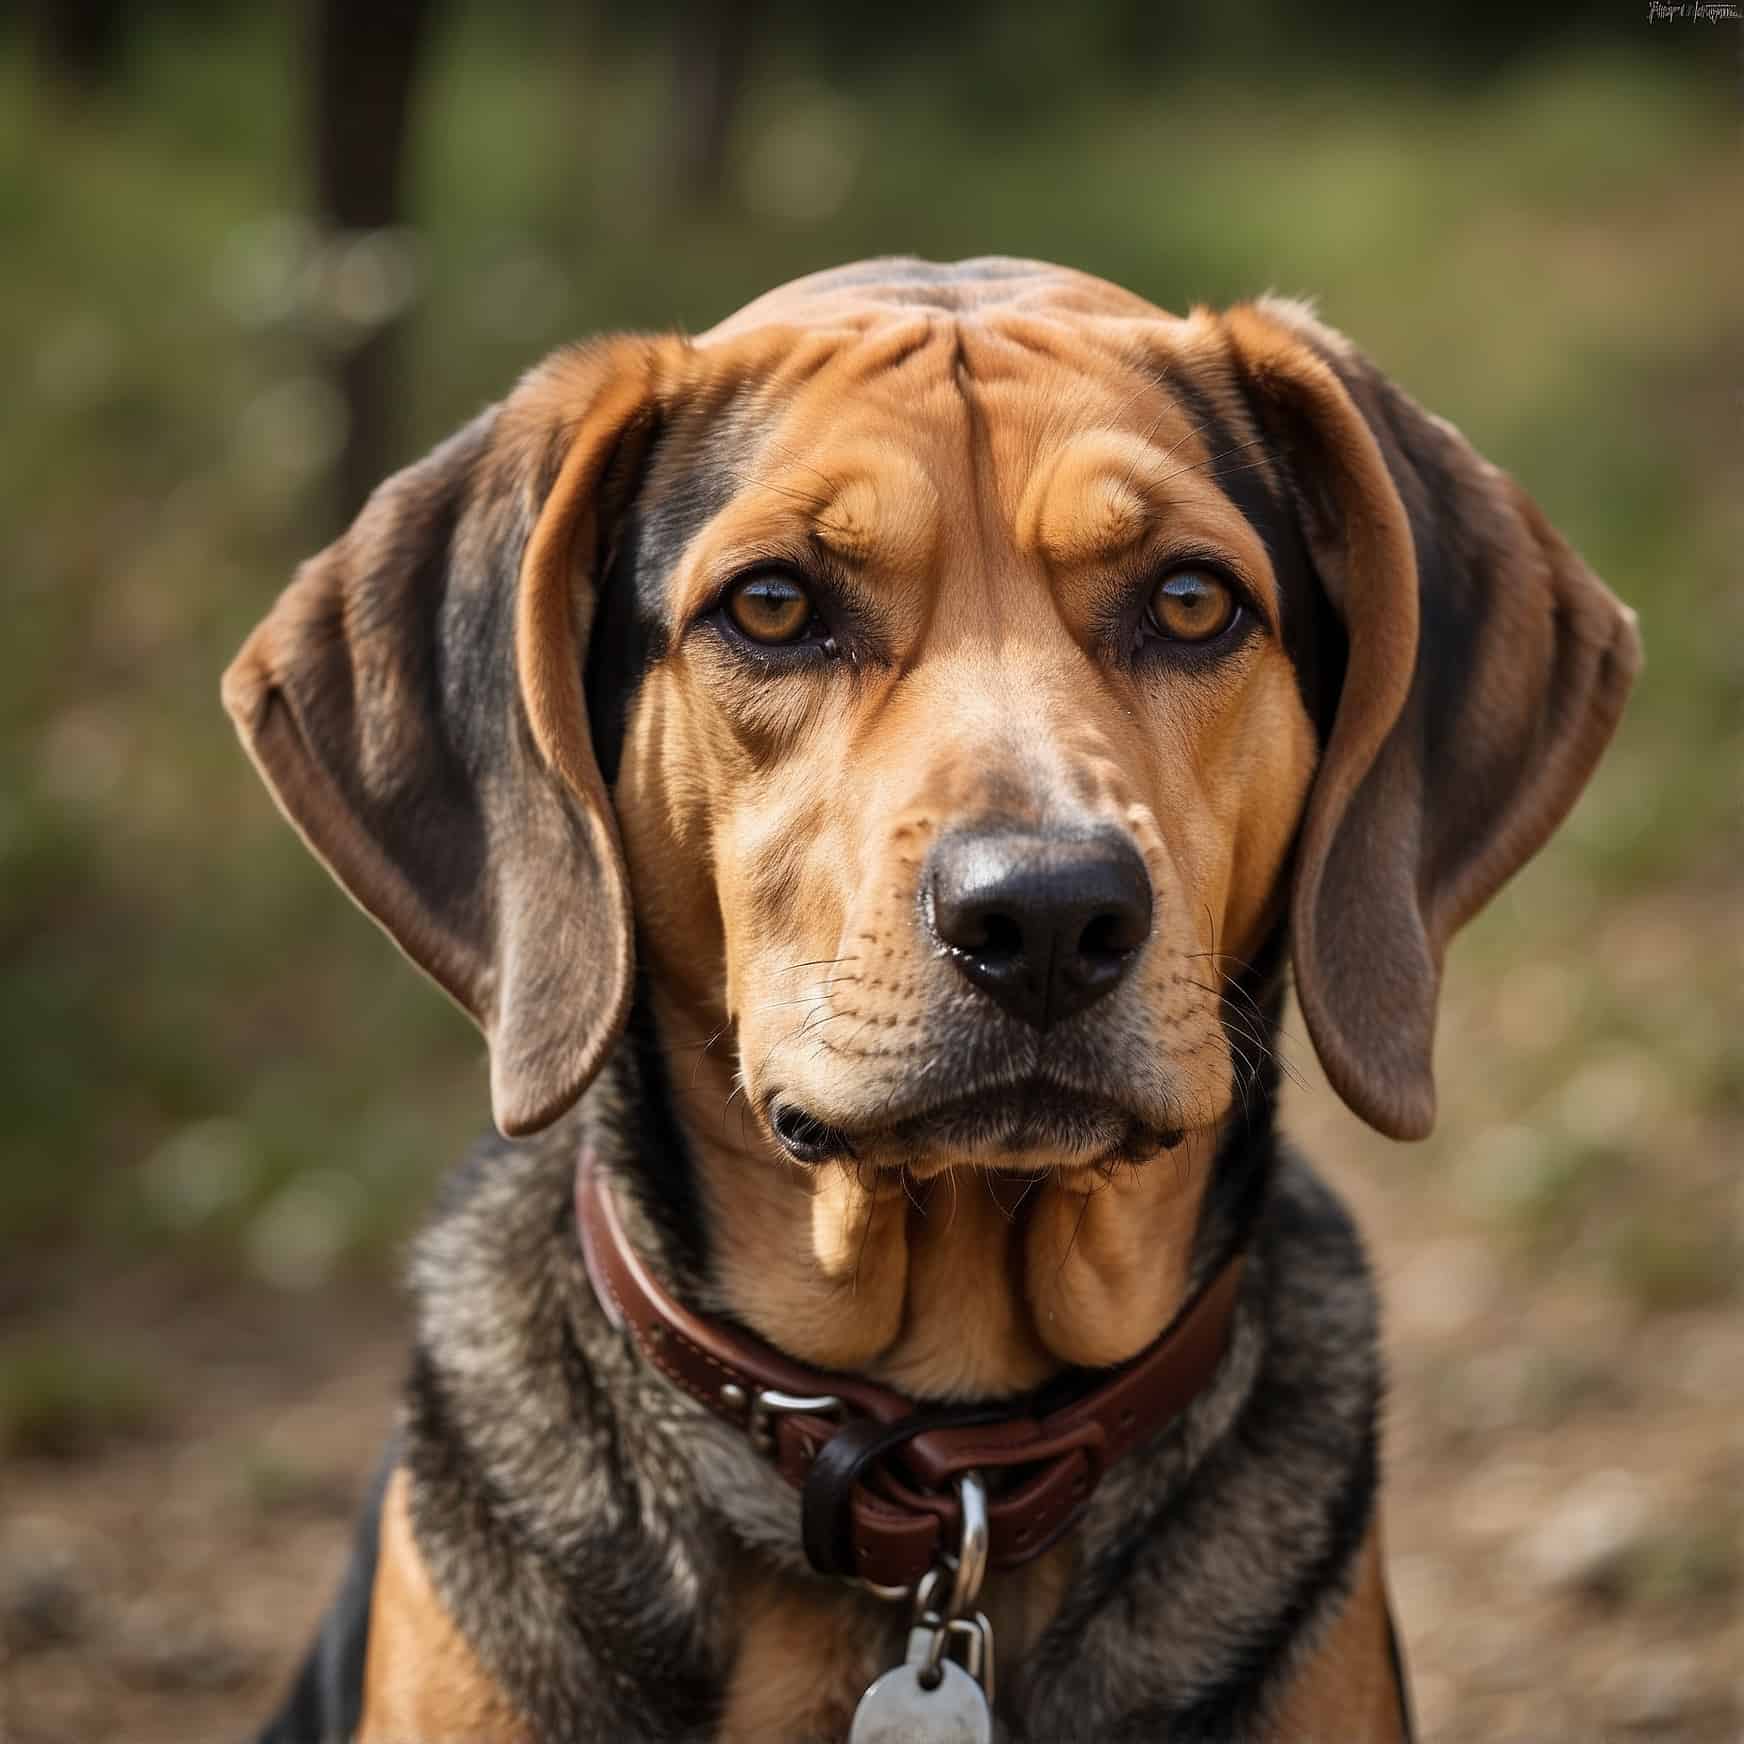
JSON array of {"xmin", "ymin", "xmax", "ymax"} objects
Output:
[
  {"xmin": 1079, "ymin": 908, "xmax": 1142, "ymax": 962},
  {"xmin": 973, "ymin": 910, "xmax": 1025, "ymax": 963},
  {"xmin": 770, "ymin": 1102, "xmax": 850, "ymax": 1164},
  {"xmin": 773, "ymin": 1104, "xmax": 825, "ymax": 1147}
]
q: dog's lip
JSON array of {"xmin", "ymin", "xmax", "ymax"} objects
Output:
[
  {"xmin": 771, "ymin": 1075, "xmax": 1181, "ymax": 1165},
  {"xmin": 879, "ymin": 1076, "xmax": 1128, "ymax": 1132}
]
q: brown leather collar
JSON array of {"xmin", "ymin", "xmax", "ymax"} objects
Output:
[{"xmin": 576, "ymin": 1149, "xmax": 1245, "ymax": 1591}]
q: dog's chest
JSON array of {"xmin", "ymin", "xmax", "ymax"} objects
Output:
[{"xmin": 715, "ymin": 1547, "xmax": 1075, "ymax": 1742}]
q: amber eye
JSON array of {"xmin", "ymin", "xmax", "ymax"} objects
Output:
[
  {"xmin": 724, "ymin": 571, "xmax": 817, "ymax": 644},
  {"xmin": 1147, "ymin": 569, "xmax": 1239, "ymax": 643}
]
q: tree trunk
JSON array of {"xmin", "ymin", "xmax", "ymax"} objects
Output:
[
  {"xmin": 664, "ymin": 0, "xmax": 757, "ymax": 210},
  {"xmin": 309, "ymin": 0, "xmax": 440, "ymax": 522}
]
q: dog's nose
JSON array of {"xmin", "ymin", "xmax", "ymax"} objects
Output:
[{"xmin": 925, "ymin": 830, "xmax": 1152, "ymax": 1029}]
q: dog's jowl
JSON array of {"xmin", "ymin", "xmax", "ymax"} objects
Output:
[{"xmin": 226, "ymin": 258, "xmax": 1639, "ymax": 1744}]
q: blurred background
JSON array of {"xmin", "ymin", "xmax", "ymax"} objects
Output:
[{"xmin": 1, "ymin": 3, "xmax": 1739, "ymax": 1739}]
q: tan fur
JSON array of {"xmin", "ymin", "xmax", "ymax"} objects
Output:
[
  {"xmin": 358, "ymin": 1467, "xmax": 532, "ymax": 1744},
  {"xmin": 1264, "ymin": 1525, "xmax": 1404, "ymax": 1743},
  {"xmin": 608, "ymin": 300, "xmax": 1320, "ymax": 1404},
  {"xmin": 719, "ymin": 1544, "xmax": 1077, "ymax": 1742},
  {"xmin": 717, "ymin": 1571, "xmax": 890, "ymax": 1744}
]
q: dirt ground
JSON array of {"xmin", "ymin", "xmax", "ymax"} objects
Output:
[{"xmin": 5, "ymin": 1048, "xmax": 1741, "ymax": 1743}]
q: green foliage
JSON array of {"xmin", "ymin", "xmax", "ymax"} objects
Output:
[{"xmin": 0, "ymin": 1339, "xmax": 160, "ymax": 1458}]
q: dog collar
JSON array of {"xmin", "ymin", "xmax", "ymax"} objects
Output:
[{"xmin": 576, "ymin": 1148, "xmax": 1245, "ymax": 1593}]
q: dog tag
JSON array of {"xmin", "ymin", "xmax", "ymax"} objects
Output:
[{"xmin": 848, "ymin": 1625, "xmax": 994, "ymax": 1744}]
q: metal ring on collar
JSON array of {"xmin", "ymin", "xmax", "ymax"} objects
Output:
[{"xmin": 946, "ymin": 1470, "xmax": 988, "ymax": 1618}]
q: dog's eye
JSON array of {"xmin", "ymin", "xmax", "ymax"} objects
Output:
[
  {"xmin": 1146, "ymin": 569, "xmax": 1239, "ymax": 644},
  {"xmin": 724, "ymin": 571, "xmax": 818, "ymax": 645}
]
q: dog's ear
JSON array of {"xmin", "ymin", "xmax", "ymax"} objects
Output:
[
  {"xmin": 223, "ymin": 338, "xmax": 678, "ymax": 1136},
  {"xmin": 1223, "ymin": 301, "xmax": 1641, "ymax": 1140}
]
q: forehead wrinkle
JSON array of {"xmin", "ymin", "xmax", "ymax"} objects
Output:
[
  {"xmin": 667, "ymin": 446, "xmax": 943, "ymax": 618},
  {"xmin": 838, "ymin": 312, "xmax": 943, "ymax": 384},
  {"xmin": 810, "ymin": 458, "xmax": 940, "ymax": 575},
  {"xmin": 954, "ymin": 322, "xmax": 1187, "ymax": 550},
  {"xmin": 745, "ymin": 362, "xmax": 951, "ymax": 575},
  {"xmin": 1015, "ymin": 421, "xmax": 1206, "ymax": 570}
]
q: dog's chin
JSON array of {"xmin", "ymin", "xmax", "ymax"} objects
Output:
[{"xmin": 768, "ymin": 1078, "xmax": 1183, "ymax": 1176}]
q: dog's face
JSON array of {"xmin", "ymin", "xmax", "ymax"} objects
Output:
[
  {"xmin": 614, "ymin": 290, "xmax": 1319, "ymax": 1177},
  {"xmin": 224, "ymin": 259, "xmax": 1639, "ymax": 1185}
]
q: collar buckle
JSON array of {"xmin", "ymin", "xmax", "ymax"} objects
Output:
[{"xmin": 743, "ymin": 1387, "xmax": 843, "ymax": 1457}]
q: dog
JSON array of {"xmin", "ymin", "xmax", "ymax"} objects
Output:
[{"xmin": 225, "ymin": 256, "xmax": 1639, "ymax": 1742}]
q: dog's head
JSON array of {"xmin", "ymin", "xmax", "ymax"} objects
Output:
[{"xmin": 225, "ymin": 258, "xmax": 1639, "ymax": 1179}]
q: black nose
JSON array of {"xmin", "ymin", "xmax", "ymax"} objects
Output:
[{"xmin": 924, "ymin": 830, "xmax": 1153, "ymax": 1030}]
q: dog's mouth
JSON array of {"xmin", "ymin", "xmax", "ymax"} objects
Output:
[{"xmin": 768, "ymin": 1077, "xmax": 1183, "ymax": 1172}]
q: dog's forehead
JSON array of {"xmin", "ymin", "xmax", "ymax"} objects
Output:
[
  {"xmin": 696, "ymin": 255, "xmax": 1172, "ymax": 343},
  {"xmin": 632, "ymin": 259, "xmax": 1293, "ymax": 637}
]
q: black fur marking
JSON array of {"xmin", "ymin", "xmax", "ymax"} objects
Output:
[
  {"xmin": 1333, "ymin": 348, "xmax": 1508, "ymax": 876},
  {"xmin": 1157, "ymin": 1436, "xmax": 1381, "ymax": 1740},
  {"xmin": 595, "ymin": 969, "xmax": 710, "ymax": 1276},
  {"xmin": 587, "ymin": 481, "xmax": 668, "ymax": 786},
  {"xmin": 584, "ymin": 417, "xmax": 748, "ymax": 1269},
  {"xmin": 401, "ymin": 1124, "xmax": 732, "ymax": 1740},
  {"xmin": 1189, "ymin": 929, "xmax": 1291, "ymax": 1282},
  {"xmin": 253, "ymin": 1439, "xmax": 396, "ymax": 1744},
  {"xmin": 1166, "ymin": 357, "xmax": 1344, "ymax": 744},
  {"xmin": 587, "ymin": 408, "xmax": 742, "ymax": 783},
  {"xmin": 1166, "ymin": 1339, "xmax": 1381, "ymax": 1738}
]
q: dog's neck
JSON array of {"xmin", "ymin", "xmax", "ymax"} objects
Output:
[
  {"xmin": 410, "ymin": 1078, "xmax": 1377, "ymax": 1743},
  {"xmin": 601, "ymin": 982, "xmax": 1274, "ymax": 1402}
]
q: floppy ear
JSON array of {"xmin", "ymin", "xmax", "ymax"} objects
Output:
[
  {"xmin": 1223, "ymin": 300, "xmax": 1641, "ymax": 1140},
  {"xmin": 222, "ymin": 337, "xmax": 678, "ymax": 1136}
]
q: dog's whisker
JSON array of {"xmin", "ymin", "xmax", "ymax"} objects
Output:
[
  {"xmin": 1153, "ymin": 434, "xmax": 1274, "ymax": 488},
  {"xmin": 850, "ymin": 1177, "xmax": 878, "ymax": 1296},
  {"xmin": 1186, "ymin": 947, "xmax": 1261, "ymax": 977},
  {"xmin": 1006, "ymin": 1167, "xmax": 1047, "ymax": 1218},
  {"xmin": 1155, "ymin": 412, "xmax": 1211, "ymax": 468},
  {"xmin": 721, "ymin": 1080, "xmax": 747, "ymax": 1143},
  {"xmin": 1180, "ymin": 951, "xmax": 1310, "ymax": 1093},
  {"xmin": 658, "ymin": 1029, "xmax": 727, "ymax": 1054},
  {"xmin": 1187, "ymin": 949, "xmax": 1315, "ymax": 1060},
  {"xmin": 1217, "ymin": 1006, "xmax": 1308, "ymax": 1094},
  {"xmin": 753, "ymin": 976, "xmax": 862, "ymax": 1013},
  {"xmin": 684, "ymin": 1025, "xmax": 729, "ymax": 1091},
  {"xmin": 833, "ymin": 1016, "xmax": 881, "ymax": 1057},
  {"xmin": 1052, "ymin": 1180, "xmax": 1095, "ymax": 1282},
  {"xmin": 757, "ymin": 435, "xmax": 843, "ymax": 496},
  {"xmin": 715, "ymin": 477, "xmax": 859, "ymax": 550},
  {"xmin": 1113, "ymin": 404, "xmax": 1191, "ymax": 497},
  {"xmin": 776, "ymin": 1009, "xmax": 824, "ymax": 1050},
  {"xmin": 1221, "ymin": 1030, "xmax": 1261, "ymax": 1130},
  {"xmin": 1190, "ymin": 986, "xmax": 1308, "ymax": 1097}
]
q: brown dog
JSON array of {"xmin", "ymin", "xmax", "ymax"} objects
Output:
[{"xmin": 228, "ymin": 258, "xmax": 1639, "ymax": 1742}]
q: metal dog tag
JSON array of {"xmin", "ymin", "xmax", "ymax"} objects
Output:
[{"xmin": 848, "ymin": 1625, "xmax": 993, "ymax": 1744}]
